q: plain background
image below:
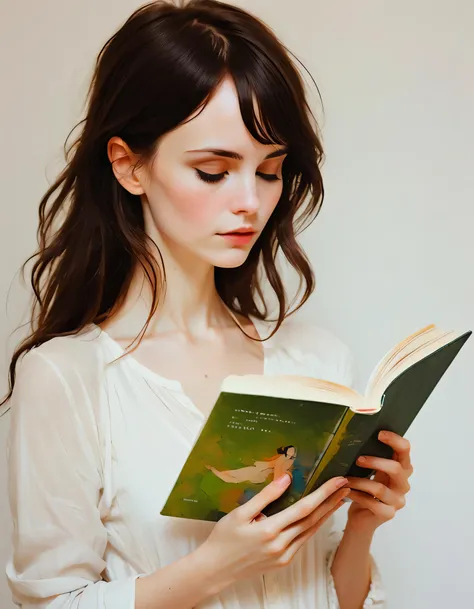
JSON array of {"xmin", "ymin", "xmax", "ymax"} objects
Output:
[{"xmin": 0, "ymin": 1, "xmax": 473, "ymax": 607}]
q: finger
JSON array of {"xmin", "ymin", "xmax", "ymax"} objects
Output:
[
  {"xmin": 378, "ymin": 431, "xmax": 413, "ymax": 473},
  {"xmin": 372, "ymin": 470, "xmax": 392, "ymax": 490},
  {"xmin": 278, "ymin": 487, "xmax": 350, "ymax": 545},
  {"xmin": 346, "ymin": 477, "xmax": 405, "ymax": 509},
  {"xmin": 348, "ymin": 490, "xmax": 397, "ymax": 520},
  {"xmin": 238, "ymin": 474, "xmax": 292, "ymax": 521},
  {"xmin": 282, "ymin": 497, "xmax": 347, "ymax": 563},
  {"xmin": 269, "ymin": 477, "xmax": 349, "ymax": 530},
  {"xmin": 356, "ymin": 455, "xmax": 410, "ymax": 493},
  {"xmin": 252, "ymin": 513, "xmax": 267, "ymax": 523}
]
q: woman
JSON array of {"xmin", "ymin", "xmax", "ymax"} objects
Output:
[
  {"xmin": 3, "ymin": 1, "xmax": 413, "ymax": 608},
  {"xmin": 207, "ymin": 446, "xmax": 297, "ymax": 484}
]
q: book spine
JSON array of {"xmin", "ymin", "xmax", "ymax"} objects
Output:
[{"xmin": 301, "ymin": 407, "xmax": 354, "ymax": 498}]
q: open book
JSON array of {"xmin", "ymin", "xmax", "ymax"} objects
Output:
[{"xmin": 161, "ymin": 325, "xmax": 471, "ymax": 521}]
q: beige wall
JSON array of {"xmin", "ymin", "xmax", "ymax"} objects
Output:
[{"xmin": 1, "ymin": 1, "xmax": 473, "ymax": 607}]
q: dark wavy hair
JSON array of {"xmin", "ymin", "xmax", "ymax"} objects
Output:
[
  {"xmin": 1, "ymin": 0, "xmax": 326, "ymax": 411},
  {"xmin": 277, "ymin": 446, "xmax": 296, "ymax": 457}
]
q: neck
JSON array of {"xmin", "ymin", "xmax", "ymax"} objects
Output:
[{"xmin": 105, "ymin": 223, "xmax": 235, "ymax": 340}]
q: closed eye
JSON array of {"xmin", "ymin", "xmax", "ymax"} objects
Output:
[
  {"xmin": 195, "ymin": 169, "xmax": 281, "ymax": 184},
  {"xmin": 257, "ymin": 172, "xmax": 281, "ymax": 182},
  {"xmin": 195, "ymin": 169, "xmax": 227, "ymax": 183}
]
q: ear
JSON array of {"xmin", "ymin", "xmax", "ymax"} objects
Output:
[{"xmin": 107, "ymin": 136, "xmax": 145, "ymax": 195}]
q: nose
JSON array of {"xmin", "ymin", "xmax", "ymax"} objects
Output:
[{"xmin": 231, "ymin": 179, "xmax": 260, "ymax": 216}]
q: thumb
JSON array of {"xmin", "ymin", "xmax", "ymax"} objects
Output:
[{"xmin": 238, "ymin": 474, "xmax": 292, "ymax": 521}]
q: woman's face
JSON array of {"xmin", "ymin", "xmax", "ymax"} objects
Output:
[
  {"xmin": 286, "ymin": 447, "xmax": 296, "ymax": 458},
  {"xmin": 138, "ymin": 77, "xmax": 287, "ymax": 269}
]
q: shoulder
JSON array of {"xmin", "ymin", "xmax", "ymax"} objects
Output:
[
  {"xmin": 260, "ymin": 316, "xmax": 357, "ymax": 388},
  {"xmin": 8, "ymin": 328, "xmax": 110, "ymax": 469},
  {"xmin": 13, "ymin": 326, "xmax": 109, "ymax": 402}
]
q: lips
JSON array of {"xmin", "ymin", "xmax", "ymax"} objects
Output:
[
  {"xmin": 218, "ymin": 229, "xmax": 256, "ymax": 246},
  {"xmin": 219, "ymin": 227, "xmax": 256, "ymax": 236}
]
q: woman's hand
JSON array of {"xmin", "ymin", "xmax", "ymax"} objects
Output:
[
  {"xmin": 197, "ymin": 474, "xmax": 350, "ymax": 588},
  {"xmin": 346, "ymin": 430, "xmax": 413, "ymax": 531}
]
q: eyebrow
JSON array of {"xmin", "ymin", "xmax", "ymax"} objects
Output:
[{"xmin": 185, "ymin": 147, "xmax": 288, "ymax": 160}]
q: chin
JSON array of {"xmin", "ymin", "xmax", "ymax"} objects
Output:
[{"xmin": 208, "ymin": 248, "xmax": 252, "ymax": 269}]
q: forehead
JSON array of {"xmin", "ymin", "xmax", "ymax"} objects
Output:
[{"xmin": 162, "ymin": 77, "xmax": 275, "ymax": 157}]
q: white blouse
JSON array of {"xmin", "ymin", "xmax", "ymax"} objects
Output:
[{"xmin": 6, "ymin": 317, "xmax": 385, "ymax": 608}]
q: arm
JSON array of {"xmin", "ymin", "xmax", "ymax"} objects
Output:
[
  {"xmin": 328, "ymin": 431, "xmax": 413, "ymax": 609},
  {"xmin": 329, "ymin": 521, "xmax": 377, "ymax": 609},
  {"xmin": 6, "ymin": 349, "xmax": 229, "ymax": 609},
  {"xmin": 134, "ymin": 551, "xmax": 230, "ymax": 609}
]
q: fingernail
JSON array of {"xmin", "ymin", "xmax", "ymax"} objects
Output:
[
  {"xmin": 379, "ymin": 431, "xmax": 387, "ymax": 439},
  {"xmin": 276, "ymin": 474, "xmax": 291, "ymax": 487},
  {"xmin": 357, "ymin": 456, "xmax": 367, "ymax": 464},
  {"xmin": 335, "ymin": 477, "xmax": 348, "ymax": 488}
]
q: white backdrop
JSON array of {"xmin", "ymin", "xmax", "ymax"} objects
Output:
[{"xmin": 1, "ymin": 1, "xmax": 473, "ymax": 607}]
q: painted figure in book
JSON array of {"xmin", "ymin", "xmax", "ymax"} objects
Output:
[{"xmin": 207, "ymin": 445, "xmax": 297, "ymax": 484}]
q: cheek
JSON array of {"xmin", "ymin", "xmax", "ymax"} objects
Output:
[
  {"xmin": 179, "ymin": 192, "xmax": 215, "ymax": 225},
  {"xmin": 157, "ymin": 179, "xmax": 218, "ymax": 230},
  {"xmin": 173, "ymin": 188, "xmax": 216, "ymax": 231},
  {"xmin": 261, "ymin": 186, "xmax": 283, "ymax": 219}
]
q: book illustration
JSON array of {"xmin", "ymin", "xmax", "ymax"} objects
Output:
[
  {"xmin": 161, "ymin": 325, "xmax": 471, "ymax": 521},
  {"xmin": 206, "ymin": 445, "xmax": 297, "ymax": 484},
  {"xmin": 160, "ymin": 393, "xmax": 349, "ymax": 521}
]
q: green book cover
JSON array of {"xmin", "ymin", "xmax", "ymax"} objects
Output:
[{"xmin": 161, "ymin": 327, "xmax": 471, "ymax": 522}]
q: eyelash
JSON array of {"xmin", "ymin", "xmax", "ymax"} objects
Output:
[{"xmin": 195, "ymin": 169, "xmax": 281, "ymax": 184}]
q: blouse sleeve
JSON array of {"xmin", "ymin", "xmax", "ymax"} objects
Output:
[{"xmin": 6, "ymin": 348, "xmax": 143, "ymax": 609}]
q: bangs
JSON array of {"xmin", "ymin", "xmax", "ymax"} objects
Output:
[
  {"xmin": 226, "ymin": 41, "xmax": 308, "ymax": 149},
  {"xmin": 167, "ymin": 11, "xmax": 315, "ymax": 155}
]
